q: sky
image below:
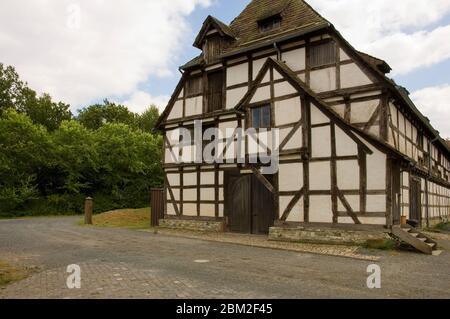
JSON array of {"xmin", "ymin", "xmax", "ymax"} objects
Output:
[{"xmin": 0, "ymin": 0, "xmax": 449, "ymax": 137}]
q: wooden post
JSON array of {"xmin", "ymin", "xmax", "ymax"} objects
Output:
[{"xmin": 84, "ymin": 197, "xmax": 93, "ymax": 225}]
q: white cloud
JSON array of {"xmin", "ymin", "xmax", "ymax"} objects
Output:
[
  {"xmin": 411, "ymin": 85, "xmax": 450, "ymax": 138},
  {"xmin": 309, "ymin": 0, "xmax": 450, "ymax": 75},
  {"xmin": 0, "ymin": 0, "xmax": 210, "ymax": 109},
  {"xmin": 121, "ymin": 91, "xmax": 170, "ymax": 114}
]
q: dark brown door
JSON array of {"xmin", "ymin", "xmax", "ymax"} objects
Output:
[
  {"xmin": 409, "ymin": 178, "xmax": 422, "ymax": 223},
  {"xmin": 225, "ymin": 171, "xmax": 275, "ymax": 234}
]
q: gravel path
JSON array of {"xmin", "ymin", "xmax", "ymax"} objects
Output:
[{"xmin": 0, "ymin": 216, "xmax": 449, "ymax": 299}]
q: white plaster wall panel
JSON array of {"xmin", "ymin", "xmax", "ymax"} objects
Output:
[
  {"xmin": 279, "ymin": 196, "xmax": 294, "ymax": 216},
  {"xmin": 185, "ymin": 97, "xmax": 203, "ymax": 117},
  {"xmin": 338, "ymin": 195, "xmax": 360, "ymax": 212},
  {"xmin": 311, "ymin": 126, "xmax": 331, "ymax": 158},
  {"xmin": 165, "ymin": 149, "xmax": 176, "ymax": 164},
  {"xmin": 219, "ymin": 187, "xmax": 224, "ymax": 201},
  {"xmin": 340, "ymin": 63, "xmax": 373, "ymax": 88},
  {"xmin": 219, "ymin": 171, "xmax": 224, "ymax": 184},
  {"xmin": 253, "ymin": 57, "xmax": 269, "ymax": 80},
  {"xmin": 170, "ymin": 189, "xmax": 180, "ymax": 201},
  {"xmin": 366, "ymin": 150, "xmax": 386, "ymax": 190},
  {"xmin": 167, "ymin": 173, "xmax": 180, "ymax": 186},
  {"xmin": 201, "ymin": 204, "xmax": 215, "ymax": 217},
  {"xmin": 335, "ymin": 126, "xmax": 358, "ymax": 156},
  {"xmin": 274, "ymin": 97, "xmax": 301, "ymax": 126},
  {"xmin": 226, "ymin": 63, "xmax": 249, "ymax": 87},
  {"xmin": 166, "ymin": 129, "xmax": 180, "ymax": 144},
  {"xmin": 284, "ymin": 197, "xmax": 304, "ymax": 223},
  {"xmin": 201, "ymin": 188, "xmax": 215, "ymax": 201},
  {"xmin": 309, "ymin": 195, "xmax": 332, "ymax": 223},
  {"xmin": 406, "ymin": 141, "xmax": 412, "ymax": 158},
  {"xmin": 183, "ymin": 189, "xmax": 197, "ymax": 201},
  {"xmin": 250, "ymin": 85, "xmax": 271, "ymax": 103},
  {"xmin": 201, "ymin": 172, "xmax": 215, "ymax": 185},
  {"xmin": 331, "ymin": 104, "xmax": 346, "ymax": 118},
  {"xmin": 178, "ymin": 89, "xmax": 184, "ymax": 99},
  {"xmin": 388, "ymin": 127, "xmax": 395, "ymax": 146},
  {"xmin": 282, "ymin": 48, "xmax": 306, "ymax": 71},
  {"xmin": 402, "ymin": 172, "xmax": 409, "ymax": 187},
  {"xmin": 366, "ymin": 195, "xmax": 386, "ymax": 212},
  {"xmin": 218, "ymin": 204, "xmax": 224, "ymax": 217},
  {"xmin": 337, "ymin": 160, "xmax": 359, "ymax": 190},
  {"xmin": 182, "ymin": 145, "xmax": 195, "ymax": 163},
  {"xmin": 283, "ymin": 128, "xmax": 303, "ymax": 150},
  {"xmin": 166, "ymin": 203, "xmax": 179, "ymax": 216},
  {"xmin": 310, "ymin": 104, "xmax": 330, "ymax": 125},
  {"xmin": 350, "ymin": 100, "xmax": 379, "ymax": 123},
  {"xmin": 398, "ymin": 112, "xmax": 405, "ymax": 134},
  {"xmin": 310, "ymin": 67, "xmax": 336, "ymax": 93},
  {"xmin": 278, "ymin": 163, "xmax": 303, "ymax": 191},
  {"xmin": 219, "ymin": 120, "xmax": 238, "ymax": 138},
  {"xmin": 338, "ymin": 216, "xmax": 383, "ymax": 225},
  {"xmin": 405, "ymin": 119, "xmax": 412, "ymax": 138},
  {"xmin": 274, "ymin": 81, "xmax": 297, "ymax": 97},
  {"xmin": 309, "ymin": 162, "xmax": 331, "ymax": 190},
  {"xmin": 297, "ymin": 73, "xmax": 306, "ymax": 83},
  {"xmin": 368, "ymin": 125, "xmax": 380, "ymax": 138},
  {"xmin": 389, "ymin": 103, "xmax": 398, "ymax": 125},
  {"xmin": 183, "ymin": 204, "xmax": 197, "ymax": 217},
  {"xmin": 183, "ymin": 173, "xmax": 197, "ymax": 186},
  {"xmin": 226, "ymin": 87, "xmax": 248, "ymax": 109},
  {"xmin": 167, "ymin": 100, "xmax": 183, "ymax": 120},
  {"xmin": 339, "ymin": 48, "xmax": 350, "ymax": 61},
  {"xmin": 399, "ymin": 135, "xmax": 406, "ymax": 153},
  {"xmin": 273, "ymin": 69, "xmax": 283, "ymax": 80}
]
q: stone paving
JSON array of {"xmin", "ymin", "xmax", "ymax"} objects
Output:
[{"xmin": 0, "ymin": 217, "xmax": 449, "ymax": 299}]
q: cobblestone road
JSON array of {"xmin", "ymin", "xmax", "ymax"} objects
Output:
[{"xmin": 0, "ymin": 217, "xmax": 449, "ymax": 298}]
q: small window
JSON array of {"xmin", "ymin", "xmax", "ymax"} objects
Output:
[
  {"xmin": 186, "ymin": 76, "xmax": 203, "ymax": 96},
  {"xmin": 310, "ymin": 42, "xmax": 337, "ymax": 68},
  {"xmin": 251, "ymin": 105, "xmax": 271, "ymax": 129},
  {"xmin": 258, "ymin": 15, "xmax": 282, "ymax": 33}
]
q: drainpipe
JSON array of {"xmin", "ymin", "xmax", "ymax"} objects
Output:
[{"xmin": 273, "ymin": 42, "xmax": 281, "ymax": 60}]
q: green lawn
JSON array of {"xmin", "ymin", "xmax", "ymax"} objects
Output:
[{"xmin": 81, "ymin": 207, "xmax": 151, "ymax": 229}]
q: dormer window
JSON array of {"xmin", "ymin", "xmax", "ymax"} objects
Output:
[{"xmin": 258, "ymin": 14, "xmax": 282, "ymax": 33}]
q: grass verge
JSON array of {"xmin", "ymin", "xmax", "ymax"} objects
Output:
[
  {"xmin": 363, "ymin": 239, "xmax": 397, "ymax": 251},
  {"xmin": 0, "ymin": 261, "xmax": 31, "ymax": 287},
  {"xmin": 79, "ymin": 208, "xmax": 151, "ymax": 229}
]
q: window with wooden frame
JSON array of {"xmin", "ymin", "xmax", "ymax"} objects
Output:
[
  {"xmin": 258, "ymin": 15, "xmax": 282, "ymax": 33},
  {"xmin": 310, "ymin": 41, "xmax": 337, "ymax": 68},
  {"xmin": 251, "ymin": 105, "xmax": 271, "ymax": 129},
  {"xmin": 186, "ymin": 75, "xmax": 203, "ymax": 97},
  {"xmin": 206, "ymin": 70, "xmax": 224, "ymax": 113}
]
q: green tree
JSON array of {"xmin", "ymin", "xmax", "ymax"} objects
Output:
[
  {"xmin": 77, "ymin": 100, "xmax": 137, "ymax": 130},
  {"xmin": 21, "ymin": 93, "xmax": 72, "ymax": 131},
  {"xmin": 136, "ymin": 105, "xmax": 160, "ymax": 133},
  {"xmin": 0, "ymin": 63, "xmax": 33, "ymax": 114},
  {"xmin": 0, "ymin": 110, "xmax": 50, "ymax": 212}
]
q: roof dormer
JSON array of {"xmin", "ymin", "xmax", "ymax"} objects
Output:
[{"xmin": 193, "ymin": 16, "xmax": 235, "ymax": 64}]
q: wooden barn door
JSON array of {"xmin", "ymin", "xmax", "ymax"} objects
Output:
[
  {"xmin": 225, "ymin": 171, "xmax": 275, "ymax": 234},
  {"xmin": 409, "ymin": 178, "xmax": 422, "ymax": 223}
]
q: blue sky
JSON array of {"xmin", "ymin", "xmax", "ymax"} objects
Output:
[{"xmin": 144, "ymin": 1, "xmax": 450, "ymax": 98}]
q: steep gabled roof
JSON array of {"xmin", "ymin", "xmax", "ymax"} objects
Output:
[
  {"xmin": 180, "ymin": 54, "xmax": 204, "ymax": 70},
  {"xmin": 193, "ymin": 15, "xmax": 236, "ymax": 49},
  {"xmin": 226, "ymin": 0, "xmax": 329, "ymax": 54}
]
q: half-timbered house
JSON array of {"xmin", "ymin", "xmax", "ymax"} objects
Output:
[{"xmin": 155, "ymin": 0, "xmax": 450, "ymax": 245}]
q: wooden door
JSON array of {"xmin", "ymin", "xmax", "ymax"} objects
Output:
[
  {"xmin": 225, "ymin": 171, "xmax": 275, "ymax": 234},
  {"xmin": 251, "ymin": 174, "xmax": 275, "ymax": 234},
  {"xmin": 409, "ymin": 178, "xmax": 422, "ymax": 223},
  {"xmin": 225, "ymin": 171, "xmax": 252, "ymax": 233}
]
